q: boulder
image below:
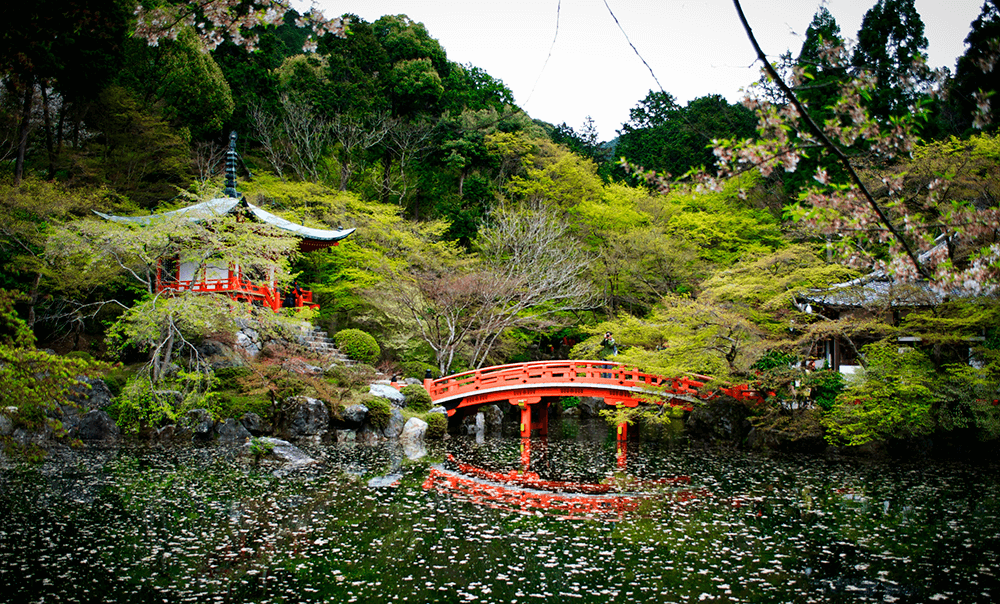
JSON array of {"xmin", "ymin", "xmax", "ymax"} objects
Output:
[
  {"xmin": 399, "ymin": 417, "xmax": 428, "ymax": 442},
  {"xmin": 184, "ymin": 409, "xmax": 216, "ymax": 440},
  {"xmin": 217, "ymin": 418, "xmax": 252, "ymax": 444},
  {"xmin": 155, "ymin": 424, "xmax": 176, "ymax": 442},
  {"xmin": 481, "ymin": 405, "xmax": 504, "ymax": 435},
  {"xmin": 75, "ymin": 410, "xmax": 119, "ymax": 442},
  {"xmin": 341, "ymin": 404, "xmax": 368, "ymax": 426},
  {"xmin": 335, "ymin": 429, "xmax": 356, "ymax": 442},
  {"xmin": 242, "ymin": 437, "xmax": 316, "ymax": 466},
  {"xmin": 68, "ymin": 377, "xmax": 113, "ymax": 411},
  {"xmin": 356, "ymin": 425, "xmax": 381, "ymax": 444},
  {"xmin": 369, "ymin": 383, "xmax": 406, "ymax": 407},
  {"xmin": 277, "ymin": 397, "xmax": 330, "ymax": 440},
  {"xmin": 577, "ymin": 397, "xmax": 607, "ymax": 418},
  {"xmin": 460, "ymin": 412, "xmax": 486, "ymax": 436},
  {"xmin": 0, "ymin": 413, "xmax": 13, "ymax": 436},
  {"xmin": 382, "ymin": 409, "xmax": 406, "ymax": 439},
  {"xmin": 685, "ymin": 397, "xmax": 753, "ymax": 444},
  {"xmin": 235, "ymin": 328, "xmax": 261, "ymax": 357},
  {"xmin": 197, "ymin": 339, "xmax": 245, "ymax": 370},
  {"xmin": 240, "ymin": 412, "xmax": 267, "ymax": 436}
]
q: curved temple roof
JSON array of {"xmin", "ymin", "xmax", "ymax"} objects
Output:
[{"xmin": 94, "ymin": 197, "xmax": 356, "ymax": 245}]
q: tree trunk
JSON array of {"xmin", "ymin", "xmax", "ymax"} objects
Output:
[
  {"xmin": 14, "ymin": 80, "xmax": 34, "ymax": 185},
  {"xmin": 56, "ymin": 98, "xmax": 65, "ymax": 155},
  {"xmin": 380, "ymin": 150, "xmax": 393, "ymax": 204},
  {"xmin": 41, "ymin": 82, "xmax": 55, "ymax": 179},
  {"xmin": 27, "ymin": 271, "xmax": 41, "ymax": 328}
]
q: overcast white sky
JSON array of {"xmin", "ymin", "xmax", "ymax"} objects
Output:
[{"xmin": 300, "ymin": 1, "xmax": 985, "ymax": 141}]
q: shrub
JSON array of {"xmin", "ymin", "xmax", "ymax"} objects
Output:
[
  {"xmin": 333, "ymin": 329, "xmax": 380, "ymax": 365},
  {"xmin": 365, "ymin": 396, "xmax": 391, "ymax": 430},
  {"xmin": 425, "ymin": 413, "xmax": 447, "ymax": 440},
  {"xmin": 805, "ymin": 370, "xmax": 845, "ymax": 411},
  {"xmin": 822, "ymin": 341, "xmax": 937, "ymax": 446},
  {"xmin": 561, "ymin": 396, "xmax": 581, "ymax": 409},
  {"xmin": 106, "ymin": 375, "xmax": 178, "ymax": 434},
  {"xmin": 398, "ymin": 360, "xmax": 437, "ymax": 380},
  {"xmin": 324, "ymin": 363, "xmax": 377, "ymax": 389},
  {"xmin": 401, "ymin": 384, "xmax": 433, "ymax": 413}
]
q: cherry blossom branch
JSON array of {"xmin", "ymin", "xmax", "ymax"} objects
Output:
[{"xmin": 730, "ymin": 0, "xmax": 929, "ymax": 279}]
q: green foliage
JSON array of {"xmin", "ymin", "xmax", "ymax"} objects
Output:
[
  {"xmin": 598, "ymin": 402, "xmax": 677, "ymax": 431},
  {"xmin": 823, "ymin": 341, "xmax": 937, "ymax": 445},
  {"xmin": 106, "ymin": 375, "xmax": 179, "ymax": 435},
  {"xmin": 932, "ymin": 351, "xmax": 1000, "ymax": 440},
  {"xmin": 76, "ymin": 85, "xmax": 192, "ymax": 206},
  {"xmin": 401, "ymin": 384, "xmax": 432, "ymax": 412},
  {"xmin": 701, "ymin": 244, "xmax": 859, "ymax": 329},
  {"xmin": 122, "ymin": 28, "xmax": 234, "ymax": 138},
  {"xmin": 249, "ymin": 436, "xmax": 275, "ymax": 460},
  {"xmin": 364, "ymin": 396, "xmax": 391, "ymax": 430},
  {"xmin": 751, "ymin": 350, "xmax": 796, "ymax": 372},
  {"xmin": 616, "ymin": 92, "xmax": 757, "ymax": 180},
  {"xmin": 424, "ymin": 412, "xmax": 447, "ymax": 440},
  {"xmin": 0, "ymin": 289, "xmax": 108, "ymax": 439},
  {"xmin": 333, "ymin": 329, "xmax": 380, "ymax": 365},
  {"xmin": 804, "ymin": 370, "xmax": 846, "ymax": 411},
  {"xmin": 324, "ymin": 363, "xmax": 378, "ymax": 391},
  {"xmin": 561, "ymin": 396, "xmax": 581, "ymax": 409},
  {"xmin": 851, "ymin": 0, "xmax": 930, "ymax": 123},
  {"xmin": 576, "ymin": 296, "xmax": 764, "ymax": 382},
  {"xmin": 397, "ymin": 360, "xmax": 436, "ymax": 380},
  {"xmin": 947, "ymin": 1, "xmax": 1000, "ymax": 131}
]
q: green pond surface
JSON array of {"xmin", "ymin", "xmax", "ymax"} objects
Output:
[{"xmin": 1, "ymin": 418, "xmax": 998, "ymax": 603}]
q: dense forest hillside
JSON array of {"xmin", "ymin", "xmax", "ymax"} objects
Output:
[{"xmin": 1, "ymin": 0, "xmax": 998, "ymax": 450}]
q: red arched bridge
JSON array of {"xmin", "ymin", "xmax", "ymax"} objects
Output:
[{"xmin": 410, "ymin": 360, "xmax": 767, "ymax": 440}]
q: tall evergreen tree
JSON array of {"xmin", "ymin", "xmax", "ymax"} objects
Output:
[
  {"xmin": 795, "ymin": 7, "xmax": 848, "ymax": 118},
  {"xmin": 851, "ymin": 0, "xmax": 931, "ymax": 123},
  {"xmin": 949, "ymin": 0, "xmax": 1000, "ymax": 131}
]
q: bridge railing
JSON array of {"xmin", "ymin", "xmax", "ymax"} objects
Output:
[{"xmin": 426, "ymin": 360, "xmax": 768, "ymax": 406}]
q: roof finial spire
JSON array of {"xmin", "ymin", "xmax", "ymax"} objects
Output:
[{"xmin": 223, "ymin": 131, "xmax": 240, "ymax": 199}]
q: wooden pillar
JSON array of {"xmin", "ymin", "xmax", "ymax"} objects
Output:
[
  {"xmin": 514, "ymin": 397, "xmax": 544, "ymax": 438},
  {"xmin": 520, "ymin": 405, "xmax": 531, "ymax": 438},
  {"xmin": 616, "ymin": 421, "xmax": 628, "ymax": 442}
]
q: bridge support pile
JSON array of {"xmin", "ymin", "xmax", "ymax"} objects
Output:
[{"xmin": 516, "ymin": 397, "xmax": 547, "ymax": 438}]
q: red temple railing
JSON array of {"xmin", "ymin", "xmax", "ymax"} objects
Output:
[
  {"xmin": 424, "ymin": 360, "xmax": 768, "ymax": 409},
  {"xmin": 156, "ymin": 275, "xmax": 317, "ymax": 312}
]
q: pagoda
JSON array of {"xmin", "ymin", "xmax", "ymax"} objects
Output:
[{"xmin": 95, "ymin": 132, "xmax": 354, "ymax": 311}]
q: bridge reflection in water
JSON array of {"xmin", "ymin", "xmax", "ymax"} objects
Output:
[{"xmin": 422, "ymin": 438, "xmax": 707, "ymax": 520}]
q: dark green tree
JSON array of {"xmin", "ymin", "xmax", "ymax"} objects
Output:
[
  {"xmin": 0, "ymin": 0, "xmax": 129, "ymax": 182},
  {"xmin": 616, "ymin": 92, "xmax": 755, "ymax": 180},
  {"xmin": 947, "ymin": 0, "xmax": 1000, "ymax": 132},
  {"xmin": 851, "ymin": 0, "xmax": 932, "ymax": 124},
  {"xmin": 795, "ymin": 7, "xmax": 849, "ymax": 118}
]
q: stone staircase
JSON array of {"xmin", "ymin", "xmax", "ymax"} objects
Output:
[{"xmin": 296, "ymin": 324, "xmax": 352, "ymax": 365}]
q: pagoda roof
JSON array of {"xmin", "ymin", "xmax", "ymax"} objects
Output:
[{"xmin": 94, "ymin": 197, "xmax": 355, "ymax": 244}]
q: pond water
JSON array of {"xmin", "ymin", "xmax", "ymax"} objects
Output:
[{"xmin": 1, "ymin": 417, "xmax": 998, "ymax": 603}]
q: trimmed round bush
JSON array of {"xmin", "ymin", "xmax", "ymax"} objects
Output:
[
  {"xmin": 333, "ymin": 329, "xmax": 380, "ymax": 365},
  {"xmin": 425, "ymin": 413, "xmax": 447, "ymax": 440},
  {"xmin": 401, "ymin": 384, "xmax": 433, "ymax": 413}
]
